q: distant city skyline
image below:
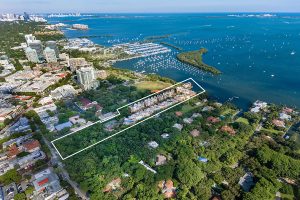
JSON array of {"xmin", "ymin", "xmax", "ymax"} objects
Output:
[{"xmin": 0, "ymin": 0, "xmax": 300, "ymax": 13}]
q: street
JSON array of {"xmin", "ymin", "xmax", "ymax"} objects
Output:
[{"xmin": 42, "ymin": 135, "xmax": 89, "ymax": 200}]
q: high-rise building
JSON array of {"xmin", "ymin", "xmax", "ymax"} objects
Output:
[
  {"xmin": 46, "ymin": 41, "xmax": 59, "ymax": 58},
  {"xmin": 44, "ymin": 47, "xmax": 57, "ymax": 63},
  {"xmin": 76, "ymin": 67, "xmax": 99, "ymax": 90},
  {"xmin": 23, "ymin": 12, "xmax": 30, "ymax": 22},
  {"xmin": 68, "ymin": 58, "xmax": 88, "ymax": 72},
  {"xmin": 25, "ymin": 47, "xmax": 39, "ymax": 63},
  {"xmin": 24, "ymin": 34, "xmax": 36, "ymax": 44},
  {"xmin": 28, "ymin": 40, "xmax": 43, "ymax": 59}
]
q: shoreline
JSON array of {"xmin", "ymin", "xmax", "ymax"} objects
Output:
[{"xmin": 176, "ymin": 48, "xmax": 221, "ymax": 75}]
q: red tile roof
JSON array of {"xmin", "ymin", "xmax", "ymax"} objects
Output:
[
  {"xmin": 175, "ymin": 111, "xmax": 183, "ymax": 117},
  {"xmin": 23, "ymin": 140, "xmax": 40, "ymax": 151},
  {"xmin": 272, "ymin": 119, "xmax": 285, "ymax": 127},
  {"xmin": 80, "ymin": 98, "xmax": 92, "ymax": 107},
  {"xmin": 220, "ymin": 125, "xmax": 236, "ymax": 135},
  {"xmin": 38, "ymin": 178, "xmax": 49, "ymax": 186},
  {"xmin": 57, "ymin": 73, "xmax": 68, "ymax": 78},
  {"xmin": 8, "ymin": 144, "xmax": 20, "ymax": 157},
  {"xmin": 283, "ymin": 107, "xmax": 293, "ymax": 114},
  {"xmin": 207, "ymin": 116, "xmax": 220, "ymax": 123}
]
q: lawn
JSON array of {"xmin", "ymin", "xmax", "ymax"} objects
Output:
[
  {"xmin": 261, "ymin": 127, "xmax": 284, "ymax": 135},
  {"xmin": 0, "ymin": 123, "xmax": 4, "ymax": 129},
  {"xmin": 290, "ymin": 132, "xmax": 300, "ymax": 144},
  {"xmin": 221, "ymin": 108, "xmax": 236, "ymax": 116},
  {"xmin": 281, "ymin": 193, "xmax": 295, "ymax": 200},
  {"xmin": 181, "ymin": 104, "xmax": 195, "ymax": 114},
  {"xmin": 235, "ymin": 117, "xmax": 249, "ymax": 125},
  {"xmin": 135, "ymin": 81, "xmax": 172, "ymax": 91}
]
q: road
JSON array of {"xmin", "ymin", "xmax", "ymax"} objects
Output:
[{"xmin": 42, "ymin": 135, "xmax": 89, "ymax": 200}]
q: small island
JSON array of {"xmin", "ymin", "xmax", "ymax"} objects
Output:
[{"xmin": 176, "ymin": 48, "xmax": 221, "ymax": 75}]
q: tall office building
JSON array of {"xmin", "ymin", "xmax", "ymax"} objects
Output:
[
  {"xmin": 25, "ymin": 47, "xmax": 39, "ymax": 63},
  {"xmin": 76, "ymin": 67, "xmax": 99, "ymax": 90},
  {"xmin": 28, "ymin": 40, "xmax": 43, "ymax": 59},
  {"xmin": 44, "ymin": 47, "xmax": 57, "ymax": 63},
  {"xmin": 23, "ymin": 12, "xmax": 30, "ymax": 22},
  {"xmin": 46, "ymin": 41, "xmax": 59, "ymax": 58}
]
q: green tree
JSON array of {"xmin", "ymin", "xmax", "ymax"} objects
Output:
[
  {"xmin": 176, "ymin": 160, "xmax": 205, "ymax": 187},
  {"xmin": 0, "ymin": 169, "xmax": 22, "ymax": 185},
  {"xmin": 14, "ymin": 193, "xmax": 26, "ymax": 200}
]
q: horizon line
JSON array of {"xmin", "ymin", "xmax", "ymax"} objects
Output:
[{"xmin": 2, "ymin": 11, "xmax": 300, "ymax": 15}]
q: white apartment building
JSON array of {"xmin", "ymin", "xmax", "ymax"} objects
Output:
[
  {"xmin": 25, "ymin": 47, "xmax": 39, "ymax": 63},
  {"xmin": 76, "ymin": 67, "xmax": 99, "ymax": 90},
  {"xmin": 24, "ymin": 34, "xmax": 36, "ymax": 44},
  {"xmin": 44, "ymin": 47, "xmax": 57, "ymax": 63}
]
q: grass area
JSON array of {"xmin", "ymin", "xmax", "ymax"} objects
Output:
[
  {"xmin": 281, "ymin": 194, "xmax": 294, "ymax": 200},
  {"xmin": 236, "ymin": 117, "xmax": 249, "ymax": 125},
  {"xmin": 290, "ymin": 132, "xmax": 300, "ymax": 144},
  {"xmin": 0, "ymin": 123, "xmax": 4, "ymax": 129},
  {"xmin": 221, "ymin": 108, "xmax": 236, "ymax": 116},
  {"xmin": 176, "ymin": 48, "xmax": 221, "ymax": 75},
  {"xmin": 134, "ymin": 81, "xmax": 172, "ymax": 91},
  {"xmin": 181, "ymin": 104, "xmax": 195, "ymax": 114},
  {"xmin": 261, "ymin": 127, "xmax": 284, "ymax": 135}
]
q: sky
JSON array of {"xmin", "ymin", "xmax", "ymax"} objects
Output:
[{"xmin": 0, "ymin": 0, "xmax": 300, "ymax": 13}]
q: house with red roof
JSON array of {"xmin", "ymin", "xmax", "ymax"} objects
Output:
[
  {"xmin": 282, "ymin": 107, "xmax": 293, "ymax": 114},
  {"xmin": 207, "ymin": 116, "xmax": 220, "ymax": 124},
  {"xmin": 7, "ymin": 144, "xmax": 20, "ymax": 158},
  {"xmin": 78, "ymin": 98, "xmax": 102, "ymax": 112},
  {"xmin": 175, "ymin": 111, "xmax": 183, "ymax": 117},
  {"xmin": 22, "ymin": 140, "xmax": 41, "ymax": 153},
  {"xmin": 272, "ymin": 119, "xmax": 285, "ymax": 128},
  {"xmin": 220, "ymin": 125, "xmax": 236, "ymax": 136},
  {"xmin": 158, "ymin": 179, "xmax": 176, "ymax": 199}
]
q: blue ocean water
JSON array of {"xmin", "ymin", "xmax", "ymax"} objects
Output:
[{"xmin": 48, "ymin": 13, "xmax": 300, "ymax": 109}]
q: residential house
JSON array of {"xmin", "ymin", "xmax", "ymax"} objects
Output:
[
  {"xmin": 272, "ymin": 119, "xmax": 285, "ymax": 128},
  {"xmin": 148, "ymin": 141, "xmax": 159, "ymax": 149},
  {"xmin": 158, "ymin": 180, "xmax": 176, "ymax": 199},
  {"xmin": 175, "ymin": 111, "xmax": 183, "ymax": 117},
  {"xmin": 183, "ymin": 118, "xmax": 193, "ymax": 124},
  {"xmin": 207, "ymin": 116, "xmax": 220, "ymax": 124},
  {"xmin": 8, "ymin": 117, "xmax": 31, "ymax": 133},
  {"xmin": 279, "ymin": 113, "xmax": 291, "ymax": 121},
  {"xmin": 161, "ymin": 133, "xmax": 170, "ymax": 139},
  {"xmin": 69, "ymin": 115, "xmax": 86, "ymax": 125},
  {"xmin": 17, "ymin": 150, "xmax": 45, "ymax": 169},
  {"xmin": 156, "ymin": 154, "xmax": 167, "ymax": 166},
  {"xmin": 55, "ymin": 121, "xmax": 73, "ymax": 132},
  {"xmin": 103, "ymin": 178, "xmax": 121, "ymax": 193},
  {"xmin": 22, "ymin": 140, "xmax": 41, "ymax": 153},
  {"xmin": 173, "ymin": 123, "xmax": 183, "ymax": 131},
  {"xmin": 220, "ymin": 125, "xmax": 236, "ymax": 135},
  {"xmin": 190, "ymin": 129, "xmax": 200, "ymax": 137}
]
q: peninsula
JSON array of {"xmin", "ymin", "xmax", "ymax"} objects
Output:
[{"xmin": 177, "ymin": 48, "xmax": 221, "ymax": 75}]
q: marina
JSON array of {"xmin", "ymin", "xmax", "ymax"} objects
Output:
[{"xmin": 114, "ymin": 42, "xmax": 171, "ymax": 57}]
